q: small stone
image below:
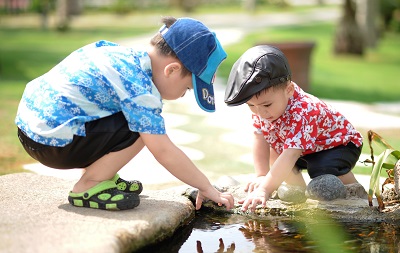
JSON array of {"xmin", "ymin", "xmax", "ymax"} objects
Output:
[
  {"xmin": 183, "ymin": 187, "xmax": 198, "ymax": 202},
  {"xmin": 345, "ymin": 182, "xmax": 368, "ymax": 199},
  {"xmin": 277, "ymin": 184, "xmax": 307, "ymax": 203},
  {"xmin": 306, "ymin": 174, "xmax": 346, "ymax": 201},
  {"xmin": 382, "ymin": 186, "xmax": 400, "ymax": 202},
  {"xmin": 214, "ymin": 175, "xmax": 240, "ymax": 189}
]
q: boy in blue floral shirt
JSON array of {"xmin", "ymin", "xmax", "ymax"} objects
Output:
[{"xmin": 15, "ymin": 17, "xmax": 234, "ymax": 211}]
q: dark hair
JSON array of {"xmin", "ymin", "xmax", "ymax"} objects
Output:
[
  {"xmin": 150, "ymin": 16, "xmax": 191, "ymax": 77},
  {"xmin": 253, "ymin": 80, "xmax": 291, "ymax": 99}
]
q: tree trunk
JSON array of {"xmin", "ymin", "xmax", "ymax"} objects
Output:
[
  {"xmin": 243, "ymin": 0, "xmax": 256, "ymax": 12},
  {"xmin": 56, "ymin": 0, "xmax": 69, "ymax": 31},
  {"xmin": 39, "ymin": 0, "xmax": 51, "ymax": 31},
  {"xmin": 170, "ymin": 0, "xmax": 197, "ymax": 12},
  {"xmin": 357, "ymin": 0, "xmax": 379, "ymax": 48},
  {"xmin": 334, "ymin": 0, "xmax": 365, "ymax": 55}
]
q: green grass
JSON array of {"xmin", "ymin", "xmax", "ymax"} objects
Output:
[
  {"xmin": 218, "ymin": 23, "xmax": 400, "ymax": 103},
  {"xmin": 1, "ymin": 12, "xmax": 399, "ymax": 178},
  {"xmin": 0, "ymin": 82, "xmax": 32, "ymax": 175},
  {"xmin": 0, "ymin": 27, "xmax": 152, "ymax": 81}
]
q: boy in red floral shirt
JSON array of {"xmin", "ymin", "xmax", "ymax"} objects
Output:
[{"xmin": 224, "ymin": 45, "xmax": 363, "ymax": 212}]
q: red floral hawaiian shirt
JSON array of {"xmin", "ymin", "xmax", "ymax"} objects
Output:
[{"xmin": 253, "ymin": 83, "xmax": 363, "ymax": 156}]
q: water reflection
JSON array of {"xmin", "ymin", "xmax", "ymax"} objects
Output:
[
  {"xmin": 136, "ymin": 210, "xmax": 400, "ymax": 253},
  {"xmin": 238, "ymin": 219, "xmax": 310, "ymax": 253},
  {"xmin": 196, "ymin": 238, "xmax": 235, "ymax": 253}
]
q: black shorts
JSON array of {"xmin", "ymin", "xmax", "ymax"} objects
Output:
[
  {"xmin": 295, "ymin": 142, "xmax": 362, "ymax": 179},
  {"xmin": 18, "ymin": 112, "xmax": 140, "ymax": 169}
]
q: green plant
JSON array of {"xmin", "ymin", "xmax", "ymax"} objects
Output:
[{"xmin": 365, "ymin": 130, "xmax": 400, "ymax": 211}]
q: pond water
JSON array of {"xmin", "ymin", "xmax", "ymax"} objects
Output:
[{"xmin": 137, "ymin": 210, "xmax": 400, "ymax": 253}]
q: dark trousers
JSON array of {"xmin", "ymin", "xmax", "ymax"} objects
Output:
[
  {"xmin": 295, "ymin": 142, "xmax": 362, "ymax": 178},
  {"xmin": 18, "ymin": 112, "xmax": 140, "ymax": 169}
]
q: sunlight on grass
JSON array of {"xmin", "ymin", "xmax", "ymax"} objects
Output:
[{"xmin": 0, "ymin": 82, "xmax": 34, "ymax": 175}]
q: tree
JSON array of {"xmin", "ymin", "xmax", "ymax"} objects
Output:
[
  {"xmin": 334, "ymin": 0, "xmax": 364, "ymax": 55},
  {"xmin": 31, "ymin": 0, "xmax": 54, "ymax": 30},
  {"xmin": 357, "ymin": 0, "xmax": 379, "ymax": 48},
  {"xmin": 55, "ymin": 0, "xmax": 68, "ymax": 31},
  {"xmin": 55, "ymin": 0, "xmax": 82, "ymax": 31}
]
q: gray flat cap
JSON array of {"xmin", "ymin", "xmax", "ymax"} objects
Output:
[{"xmin": 224, "ymin": 45, "xmax": 291, "ymax": 106}]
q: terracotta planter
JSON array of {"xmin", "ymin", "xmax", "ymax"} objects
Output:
[{"xmin": 257, "ymin": 41, "xmax": 315, "ymax": 92}]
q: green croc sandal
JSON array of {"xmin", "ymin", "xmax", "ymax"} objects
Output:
[
  {"xmin": 112, "ymin": 174, "xmax": 143, "ymax": 194},
  {"xmin": 68, "ymin": 180, "xmax": 140, "ymax": 210}
]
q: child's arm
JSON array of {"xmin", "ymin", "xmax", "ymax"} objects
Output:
[
  {"xmin": 140, "ymin": 133, "xmax": 234, "ymax": 210},
  {"xmin": 240, "ymin": 148, "xmax": 302, "ymax": 212},
  {"xmin": 245, "ymin": 132, "xmax": 271, "ymax": 192}
]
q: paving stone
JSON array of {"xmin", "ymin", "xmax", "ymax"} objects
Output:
[{"xmin": 0, "ymin": 173, "xmax": 194, "ymax": 253}]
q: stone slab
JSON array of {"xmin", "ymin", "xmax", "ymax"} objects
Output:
[{"xmin": 0, "ymin": 173, "xmax": 194, "ymax": 253}]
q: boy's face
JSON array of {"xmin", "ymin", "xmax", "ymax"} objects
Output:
[
  {"xmin": 163, "ymin": 72, "xmax": 193, "ymax": 100},
  {"xmin": 246, "ymin": 82, "xmax": 294, "ymax": 122},
  {"xmin": 153, "ymin": 62, "xmax": 193, "ymax": 100}
]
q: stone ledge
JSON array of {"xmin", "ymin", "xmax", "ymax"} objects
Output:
[
  {"xmin": 195, "ymin": 184, "xmax": 400, "ymax": 223},
  {"xmin": 0, "ymin": 173, "xmax": 194, "ymax": 253}
]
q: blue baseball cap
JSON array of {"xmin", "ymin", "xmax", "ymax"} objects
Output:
[{"xmin": 160, "ymin": 18, "xmax": 227, "ymax": 112}]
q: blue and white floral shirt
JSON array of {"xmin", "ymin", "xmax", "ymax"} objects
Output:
[{"xmin": 15, "ymin": 40, "xmax": 165, "ymax": 147}]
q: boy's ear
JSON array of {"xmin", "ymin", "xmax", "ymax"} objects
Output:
[
  {"xmin": 164, "ymin": 62, "xmax": 182, "ymax": 77},
  {"xmin": 286, "ymin": 81, "xmax": 295, "ymax": 96}
]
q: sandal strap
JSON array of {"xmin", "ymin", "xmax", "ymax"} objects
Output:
[
  {"xmin": 69, "ymin": 180, "xmax": 117, "ymax": 200},
  {"xmin": 112, "ymin": 173, "xmax": 120, "ymax": 182}
]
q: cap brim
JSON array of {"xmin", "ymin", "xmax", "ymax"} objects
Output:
[{"xmin": 193, "ymin": 73, "xmax": 215, "ymax": 112}]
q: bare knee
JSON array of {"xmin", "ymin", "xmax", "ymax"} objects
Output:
[
  {"xmin": 285, "ymin": 166, "xmax": 306, "ymax": 188},
  {"xmin": 338, "ymin": 172, "xmax": 358, "ymax": 185}
]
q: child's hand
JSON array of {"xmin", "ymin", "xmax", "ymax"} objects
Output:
[
  {"xmin": 196, "ymin": 186, "xmax": 234, "ymax": 210},
  {"xmin": 238, "ymin": 189, "xmax": 269, "ymax": 212},
  {"xmin": 244, "ymin": 176, "xmax": 265, "ymax": 193}
]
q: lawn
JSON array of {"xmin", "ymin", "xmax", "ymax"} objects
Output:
[{"xmin": 1, "ymin": 10, "xmax": 399, "ymax": 178}]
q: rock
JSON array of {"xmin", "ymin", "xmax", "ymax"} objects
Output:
[
  {"xmin": 382, "ymin": 185, "xmax": 400, "ymax": 202},
  {"xmin": 277, "ymin": 184, "xmax": 307, "ymax": 203},
  {"xmin": 183, "ymin": 186, "xmax": 199, "ymax": 202},
  {"xmin": 183, "ymin": 176, "xmax": 243, "ymax": 208},
  {"xmin": 345, "ymin": 182, "xmax": 368, "ymax": 199},
  {"xmin": 214, "ymin": 175, "xmax": 241, "ymax": 189},
  {"xmin": 306, "ymin": 174, "xmax": 346, "ymax": 201},
  {"xmin": 182, "ymin": 176, "xmax": 400, "ymax": 224}
]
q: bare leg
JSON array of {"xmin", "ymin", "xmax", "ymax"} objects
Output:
[
  {"xmin": 285, "ymin": 166, "xmax": 307, "ymax": 188},
  {"xmin": 72, "ymin": 137, "xmax": 145, "ymax": 193},
  {"xmin": 270, "ymin": 148, "xmax": 306, "ymax": 188},
  {"xmin": 338, "ymin": 171, "xmax": 358, "ymax": 185}
]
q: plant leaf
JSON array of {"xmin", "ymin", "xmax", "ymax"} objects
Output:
[
  {"xmin": 368, "ymin": 149, "xmax": 398, "ymax": 210},
  {"xmin": 382, "ymin": 163, "xmax": 395, "ymax": 170}
]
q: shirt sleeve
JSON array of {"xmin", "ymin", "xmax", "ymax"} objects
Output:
[
  {"xmin": 252, "ymin": 114, "xmax": 263, "ymax": 134},
  {"xmin": 121, "ymin": 94, "xmax": 166, "ymax": 134}
]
